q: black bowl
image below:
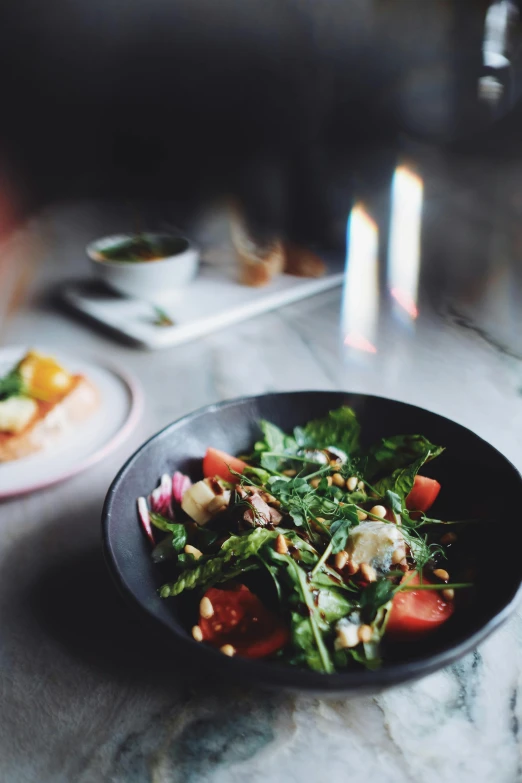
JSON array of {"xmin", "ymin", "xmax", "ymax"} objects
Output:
[{"xmin": 102, "ymin": 391, "xmax": 522, "ymax": 693}]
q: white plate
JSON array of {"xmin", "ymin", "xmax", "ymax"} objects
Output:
[
  {"xmin": 60, "ymin": 249, "xmax": 344, "ymax": 349},
  {"xmin": 0, "ymin": 347, "xmax": 143, "ymax": 498}
]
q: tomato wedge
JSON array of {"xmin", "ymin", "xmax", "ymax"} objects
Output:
[
  {"xmin": 202, "ymin": 447, "xmax": 247, "ymax": 483},
  {"xmin": 198, "ymin": 585, "xmax": 290, "ymax": 658},
  {"xmin": 386, "ymin": 572, "xmax": 454, "ymax": 637},
  {"xmin": 406, "ymin": 475, "xmax": 441, "ymax": 513}
]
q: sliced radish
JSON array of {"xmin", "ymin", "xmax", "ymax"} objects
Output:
[
  {"xmin": 137, "ymin": 496, "xmax": 154, "ymax": 544},
  {"xmin": 149, "ymin": 473, "xmax": 173, "ymax": 518},
  {"xmin": 172, "ymin": 471, "xmax": 192, "ymax": 504}
]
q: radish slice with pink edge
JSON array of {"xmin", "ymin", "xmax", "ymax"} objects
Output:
[
  {"xmin": 137, "ymin": 496, "xmax": 154, "ymax": 543},
  {"xmin": 149, "ymin": 473, "xmax": 173, "ymax": 517},
  {"xmin": 172, "ymin": 471, "xmax": 192, "ymax": 504}
]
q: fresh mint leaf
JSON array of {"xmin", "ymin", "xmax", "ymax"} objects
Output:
[
  {"xmin": 293, "ymin": 406, "xmax": 360, "ymax": 454},
  {"xmin": 365, "ymin": 435, "xmax": 444, "ymax": 480}
]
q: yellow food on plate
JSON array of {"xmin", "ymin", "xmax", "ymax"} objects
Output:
[
  {"xmin": 0, "ymin": 349, "xmax": 99, "ymax": 462},
  {"xmin": 18, "ymin": 351, "xmax": 73, "ymax": 402}
]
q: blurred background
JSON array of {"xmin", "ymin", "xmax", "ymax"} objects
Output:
[{"xmin": 2, "ymin": 0, "xmax": 522, "ymax": 351}]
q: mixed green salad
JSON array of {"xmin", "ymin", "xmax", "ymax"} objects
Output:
[{"xmin": 137, "ymin": 406, "xmax": 472, "ymax": 673}]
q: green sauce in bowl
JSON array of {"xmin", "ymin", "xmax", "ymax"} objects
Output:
[{"xmin": 98, "ymin": 235, "xmax": 189, "ymax": 263}]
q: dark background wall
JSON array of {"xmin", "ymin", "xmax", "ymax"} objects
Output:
[{"xmin": 1, "ymin": 0, "xmax": 521, "ymax": 245}]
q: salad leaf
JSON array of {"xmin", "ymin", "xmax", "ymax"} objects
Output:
[
  {"xmin": 334, "ymin": 604, "xmax": 390, "ymax": 670},
  {"xmin": 259, "ymin": 420, "xmax": 298, "ymax": 454},
  {"xmin": 160, "ymin": 528, "xmax": 277, "ymax": 597},
  {"xmin": 374, "ymin": 449, "xmax": 441, "ymax": 500},
  {"xmin": 242, "ymin": 465, "xmax": 272, "ymax": 486},
  {"xmin": 294, "ymin": 406, "xmax": 360, "ymax": 454},
  {"xmin": 329, "ymin": 506, "xmax": 359, "ymax": 554},
  {"xmin": 286, "ymin": 558, "xmax": 334, "ymax": 673},
  {"xmin": 364, "ymin": 435, "xmax": 444, "ymax": 480},
  {"xmin": 0, "ymin": 367, "xmax": 24, "ymax": 401},
  {"xmin": 253, "ymin": 420, "xmax": 299, "ymax": 471},
  {"xmin": 359, "ymin": 579, "xmax": 396, "ymax": 623},
  {"xmin": 315, "ymin": 585, "xmax": 354, "ymax": 623},
  {"xmin": 149, "ymin": 512, "xmax": 187, "ymax": 553}
]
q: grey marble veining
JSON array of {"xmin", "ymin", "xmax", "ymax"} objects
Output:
[{"xmin": 1, "ymin": 203, "xmax": 522, "ymax": 782}]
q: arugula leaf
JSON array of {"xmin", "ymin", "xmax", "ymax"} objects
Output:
[
  {"xmin": 314, "ymin": 584, "xmax": 354, "ymax": 623},
  {"xmin": 149, "ymin": 512, "xmax": 187, "ymax": 553},
  {"xmin": 286, "ymin": 558, "xmax": 334, "ymax": 673},
  {"xmin": 0, "ymin": 368, "xmax": 24, "ymax": 401},
  {"xmin": 253, "ymin": 420, "xmax": 299, "ymax": 471},
  {"xmin": 374, "ymin": 450, "xmax": 440, "ymax": 500},
  {"xmin": 364, "ymin": 435, "xmax": 444, "ymax": 480},
  {"xmin": 159, "ymin": 528, "xmax": 277, "ymax": 597},
  {"xmin": 293, "ymin": 406, "xmax": 360, "ymax": 454},
  {"xmin": 359, "ymin": 579, "xmax": 396, "ymax": 623}
]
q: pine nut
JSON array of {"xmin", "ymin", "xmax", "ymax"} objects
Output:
[
  {"xmin": 199, "ymin": 596, "xmax": 214, "ymax": 619},
  {"xmin": 283, "ymin": 469, "xmax": 297, "ymax": 477},
  {"xmin": 359, "ymin": 562, "xmax": 377, "ymax": 582},
  {"xmin": 357, "ymin": 480, "xmax": 365, "ymax": 491},
  {"xmin": 345, "ymin": 560, "xmax": 359, "ymax": 576},
  {"xmin": 442, "ymin": 588, "xmax": 455, "ymax": 602},
  {"xmin": 192, "ymin": 625, "xmax": 203, "ymax": 642},
  {"xmin": 346, "ymin": 476, "xmax": 358, "ymax": 492},
  {"xmin": 440, "ymin": 532, "xmax": 457, "ymax": 545},
  {"xmin": 369, "ymin": 505, "xmax": 387, "ymax": 519},
  {"xmin": 326, "ymin": 476, "xmax": 333, "ymax": 487},
  {"xmin": 185, "ymin": 544, "xmax": 203, "ymax": 560},
  {"xmin": 310, "ymin": 477, "xmax": 321, "ymax": 488},
  {"xmin": 358, "ymin": 624, "xmax": 373, "ymax": 643},
  {"xmin": 220, "ymin": 644, "xmax": 236, "ymax": 656},
  {"xmin": 392, "ymin": 548, "xmax": 406, "ymax": 565},
  {"xmin": 332, "ymin": 473, "xmax": 345, "ymax": 488},
  {"xmin": 433, "ymin": 568, "xmax": 450, "ymax": 582},
  {"xmin": 275, "ymin": 534, "xmax": 288, "ymax": 555},
  {"xmin": 334, "ymin": 551, "xmax": 348, "ymax": 570},
  {"xmin": 356, "ymin": 509, "xmax": 368, "ymax": 521},
  {"xmin": 316, "ymin": 517, "xmax": 326, "ymax": 523}
]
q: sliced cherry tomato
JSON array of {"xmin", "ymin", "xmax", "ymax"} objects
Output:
[
  {"xmin": 406, "ymin": 475, "xmax": 441, "ymax": 513},
  {"xmin": 202, "ymin": 447, "xmax": 247, "ymax": 483},
  {"xmin": 386, "ymin": 571, "xmax": 454, "ymax": 637},
  {"xmin": 198, "ymin": 585, "xmax": 290, "ymax": 658}
]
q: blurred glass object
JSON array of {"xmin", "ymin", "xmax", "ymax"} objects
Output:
[
  {"xmin": 387, "ymin": 166, "xmax": 423, "ymax": 324},
  {"xmin": 342, "ymin": 205, "xmax": 379, "ymax": 355}
]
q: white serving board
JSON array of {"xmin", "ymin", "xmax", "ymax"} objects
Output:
[{"xmin": 60, "ymin": 252, "xmax": 344, "ymax": 349}]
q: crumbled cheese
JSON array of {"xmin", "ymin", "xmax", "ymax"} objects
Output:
[{"xmin": 346, "ymin": 521, "xmax": 403, "ymax": 572}]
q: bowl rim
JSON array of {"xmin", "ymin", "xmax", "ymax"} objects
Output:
[
  {"xmin": 101, "ymin": 390, "xmax": 522, "ymax": 692},
  {"xmin": 86, "ymin": 232, "xmax": 198, "ymax": 268}
]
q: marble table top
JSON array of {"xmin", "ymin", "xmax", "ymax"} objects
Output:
[{"xmin": 1, "ymin": 201, "xmax": 521, "ymax": 783}]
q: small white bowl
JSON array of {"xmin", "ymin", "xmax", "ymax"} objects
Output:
[{"xmin": 87, "ymin": 233, "xmax": 199, "ymax": 304}]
